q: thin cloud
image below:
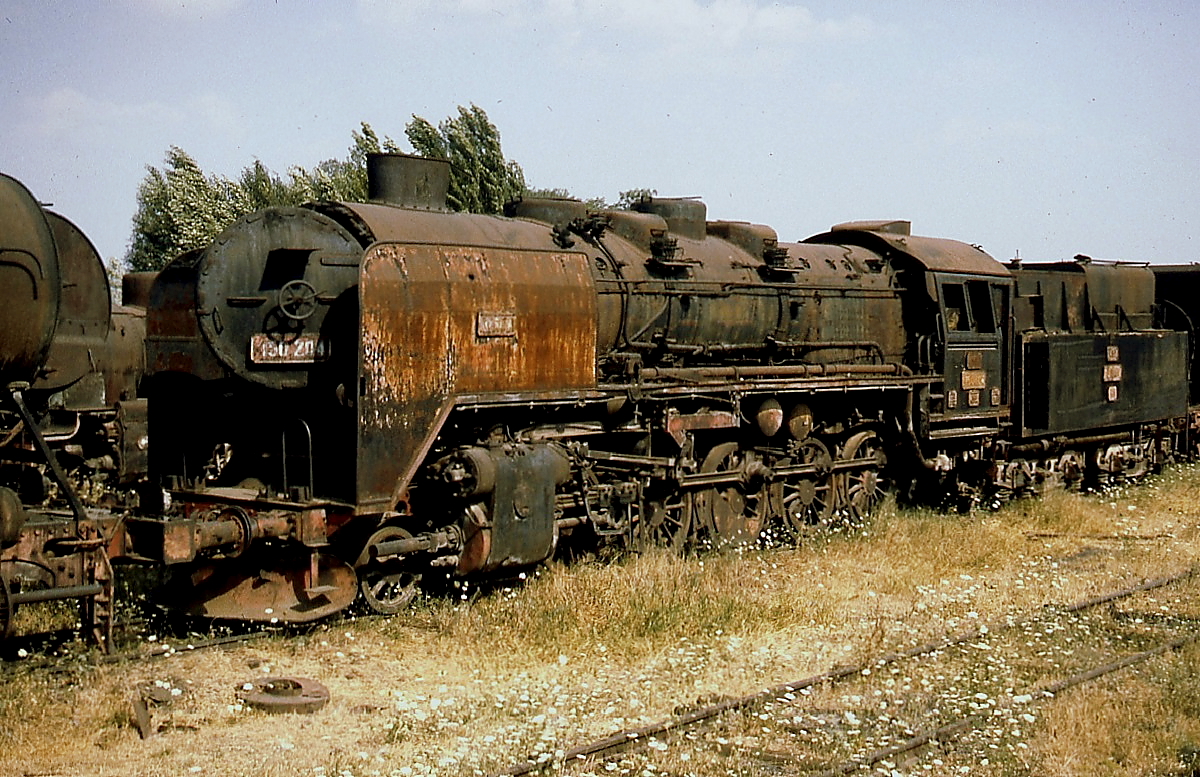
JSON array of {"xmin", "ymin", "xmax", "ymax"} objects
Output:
[
  {"xmin": 20, "ymin": 87, "xmax": 242, "ymax": 147},
  {"xmin": 23, "ymin": 87, "xmax": 174, "ymax": 138},
  {"xmin": 355, "ymin": 0, "xmax": 884, "ymax": 77},
  {"xmin": 358, "ymin": 0, "xmax": 880, "ymax": 47},
  {"xmin": 125, "ymin": 0, "xmax": 245, "ymax": 21}
]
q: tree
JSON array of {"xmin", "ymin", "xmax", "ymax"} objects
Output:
[
  {"xmin": 125, "ymin": 125, "xmax": 403, "ymax": 271},
  {"xmin": 406, "ymin": 104, "xmax": 525, "ymax": 214},
  {"xmin": 286, "ymin": 123, "xmax": 402, "ymax": 204},
  {"xmin": 126, "ymin": 108, "xmax": 527, "ymax": 270},
  {"xmin": 126, "ymin": 146, "xmax": 249, "ymax": 272}
]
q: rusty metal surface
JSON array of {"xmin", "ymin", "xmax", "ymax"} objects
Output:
[
  {"xmin": 37, "ymin": 211, "xmax": 111, "ymax": 393},
  {"xmin": 358, "ymin": 241, "xmax": 596, "ymax": 510},
  {"xmin": 454, "ymin": 444, "xmax": 568, "ymax": 575},
  {"xmin": 102, "ymin": 305, "xmax": 147, "ymax": 406},
  {"xmin": 238, "ymin": 677, "xmax": 330, "ymax": 714},
  {"xmin": 165, "ymin": 550, "xmax": 356, "ymax": 622},
  {"xmin": 594, "ymin": 227, "xmax": 906, "ymax": 366},
  {"xmin": 367, "ymin": 152, "xmax": 450, "ymax": 210},
  {"xmin": 506, "ymin": 196, "xmax": 910, "ymax": 371},
  {"xmin": 0, "ymin": 172, "xmax": 60, "ymax": 387},
  {"xmin": 121, "ymin": 271, "xmax": 157, "ymax": 308},
  {"xmin": 807, "ymin": 224, "xmax": 1011, "ymax": 277},
  {"xmin": 0, "ymin": 510, "xmax": 119, "ymax": 644},
  {"xmin": 194, "ymin": 207, "xmax": 363, "ymax": 390},
  {"xmin": 145, "ymin": 248, "xmax": 224, "ymax": 379}
]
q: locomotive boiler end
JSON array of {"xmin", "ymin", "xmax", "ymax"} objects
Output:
[
  {"xmin": 188, "ymin": 207, "xmax": 364, "ymax": 390},
  {"xmin": 0, "ymin": 173, "xmax": 61, "ymax": 387}
]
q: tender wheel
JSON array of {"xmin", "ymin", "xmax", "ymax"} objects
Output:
[
  {"xmin": 1057, "ymin": 450, "xmax": 1085, "ymax": 489},
  {"xmin": 780, "ymin": 438, "xmax": 835, "ymax": 531},
  {"xmin": 278, "ymin": 279, "xmax": 318, "ymax": 321},
  {"xmin": 354, "ymin": 527, "xmax": 422, "ymax": 614},
  {"xmin": 695, "ymin": 442, "xmax": 769, "ymax": 547},
  {"xmin": 841, "ymin": 431, "xmax": 889, "ymax": 520}
]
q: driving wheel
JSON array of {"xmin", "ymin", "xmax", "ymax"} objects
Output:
[
  {"xmin": 780, "ymin": 437, "xmax": 835, "ymax": 531},
  {"xmin": 841, "ymin": 431, "xmax": 889, "ymax": 520},
  {"xmin": 695, "ymin": 442, "xmax": 769, "ymax": 547}
]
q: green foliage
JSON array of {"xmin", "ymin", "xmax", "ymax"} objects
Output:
[
  {"xmin": 126, "ymin": 146, "xmax": 250, "ymax": 272},
  {"xmin": 124, "ymin": 107, "xmax": 555, "ymax": 270},
  {"xmin": 405, "ymin": 104, "xmax": 525, "ymax": 214},
  {"xmin": 287, "ymin": 123, "xmax": 402, "ymax": 204},
  {"xmin": 125, "ymin": 123, "xmax": 403, "ymax": 271},
  {"xmin": 615, "ymin": 188, "xmax": 657, "ymax": 210}
]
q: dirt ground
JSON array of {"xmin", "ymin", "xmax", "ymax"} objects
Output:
[{"xmin": 3, "ymin": 468, "xmax": 1200, "ymax": 777}]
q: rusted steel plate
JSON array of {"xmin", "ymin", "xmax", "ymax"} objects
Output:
[
  {"xmin": 238, "ymin": 677, "xmax": 330, "ymax": 714},
  {"xmin": 808, "ymin": 225, "xmax": 1010, "ymax": 277},
  {"xmin": 357, "ymin": 242, "xmax": 596, "ymax": 510},
  {"xmin": 145, "ymin": 249, "xmax": 226, "ymax": 379},
  {"xmin": 166, "ymin": 552, "xmax": 356, "ymax": 622}
]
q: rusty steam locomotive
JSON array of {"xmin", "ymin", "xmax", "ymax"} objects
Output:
[
  {"xmin": 0, "ymin": 155, "xmax": 1195, "ymax": 648},
  {"xmin": 0, "ymin": 173, "xmax": 147, "ymax": 646}
]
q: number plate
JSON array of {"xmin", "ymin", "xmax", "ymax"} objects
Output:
[
  {"xmin": 960, "ymin": 369, "xmax": 988, "ymax": 390},
  {"xmin": 250, "ymin": 333, "xmax": 328, "ymax": 364}
]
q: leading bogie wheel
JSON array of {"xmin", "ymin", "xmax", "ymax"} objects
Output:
[
  {"xmin": 354, "ymin": 526, "xmax": 423, "ymax": 615},
  {"xmin": 635, "ymin": 496, "xmax": 691, "ymax": 551}
]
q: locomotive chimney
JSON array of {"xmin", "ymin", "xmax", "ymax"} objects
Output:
[{"xmin": 367, "ymin": 153, "xmax": 450, "ymax": 211}]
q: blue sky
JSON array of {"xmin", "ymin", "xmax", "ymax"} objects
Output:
[{"xmin": 2, "ymin": 0, "xmax": 1197, "ymax": 265}]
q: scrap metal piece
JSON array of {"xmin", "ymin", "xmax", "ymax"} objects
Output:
[
  {"xmin": 238, "ymin": 676, "xmax": 329, "ymax": 714},
  {"xmin": 131, "ymin": 693, "xmax": 154, "ymax": 739}
]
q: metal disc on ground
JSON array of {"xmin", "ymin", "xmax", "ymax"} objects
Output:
[{"xmin": 237, "ymin": 676, "xmax": 330, "ymax": 714}]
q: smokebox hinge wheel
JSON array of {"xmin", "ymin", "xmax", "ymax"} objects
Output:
[{"xmin": 278, "ymin": 279, "xmax": 318, "ymax": 321}]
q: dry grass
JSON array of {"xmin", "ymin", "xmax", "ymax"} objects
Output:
[{"xmin": 2, "ymin": 465, "xmax": 1200, "ymax": 775}]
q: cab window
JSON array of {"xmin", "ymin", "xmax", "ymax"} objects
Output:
[
  {"xmin": 967, "ymin": 280, "xmax": 996, "ymax": 333},
  {"xmin": 942, "ymin": 283, "xmax": 970, "ymax": 331}
]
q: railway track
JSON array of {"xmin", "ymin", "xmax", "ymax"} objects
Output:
[{"xmin": 491, "ymin": 565, "xmax": 1200, "ymax": 776}]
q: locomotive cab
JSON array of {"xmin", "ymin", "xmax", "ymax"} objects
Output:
[
  {"xmin": 805, "ymin": 221, "xmax": 1014, "ymax": 443},
  {"xmin": 929, "ymin": 273, "xmax": 1011, "ymax": 434}
]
